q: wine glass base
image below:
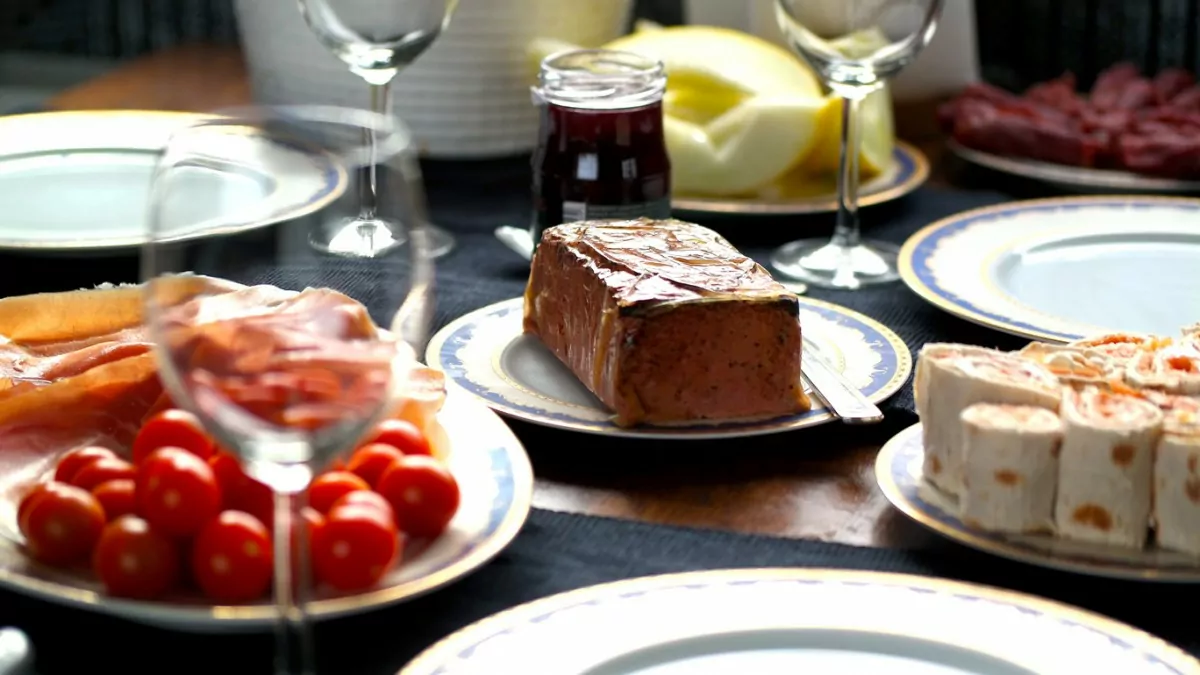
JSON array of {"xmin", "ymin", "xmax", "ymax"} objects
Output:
[
  {"xmin": 770, "ymin": 238, "xmax": 900, "ymax": 291},
  {"xmin": 310, "ymin": 218, "xmax": 456, "ymax": 259}
]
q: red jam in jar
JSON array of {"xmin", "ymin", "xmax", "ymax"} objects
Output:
[{"xmin": 531, "ymin": 49, "xmax": 672, "ymax": 243}]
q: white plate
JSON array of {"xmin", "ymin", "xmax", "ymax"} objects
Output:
[
  {"xmin": 400, "ymin": 568, "xmax": 1199, "ymax": 675},
  {"xmin": 875, "ymin": 424, "xmax": 1200, "ymax": 583},
  {"xmin": 899, "ymin": 196, "xmax": 1200, "ymax": 342},
  {"xmin": 0, "ymin": 390, "xmax": 533, "ymax": 632},
  {"xmin": 672, "ymin": 142, "xmax": 929, "ymax": 216},
  {"xmin": 426, "ymin": 297, "xmax": 912, "ymax": 439},
  {"xmin": 949, "ymin": 141, "xmax": 1200, "ymax": 194},
  {"xmin": 0, "ymin": 111, "xmax": 346, "ymax": 253}
]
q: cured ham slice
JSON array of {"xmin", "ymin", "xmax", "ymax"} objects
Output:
[
  {"xmin": 1053, "ymin": 386, "xmax": 1162, "ymax": 548},
  {"xmin": 959, "ymin": 404, "xmax": 1063, "ymax": 534},
  {"xmin": 1143, "ymin": 391, "xmax": 1200, "ymax": 556},
  {"xmin": 1125, "ymin": 346, "xmax": 1200, "ymax": 395},
  {"xmin": 1018, "ymin": 342, "xmax": 1117, "ymax": 386},
  {"xmin": 1067, "ymin": 332, "xmax": 1163, "ymax": 364},
  {"xmin": 915, "ymin": 344, "xmax": 1061, "ymax": 497}
]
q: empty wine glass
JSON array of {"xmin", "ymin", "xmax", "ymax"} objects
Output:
[
  {"xmin": 297, "ymin": 0, "xmax": 460, "ymax": 260},
  {"xmin": 142, "ymin": 105, "xmax": 434, "ymax": 675},
  {"xmin": 772, "ymin": 0, "xmax": 943, "ymax": 289}
]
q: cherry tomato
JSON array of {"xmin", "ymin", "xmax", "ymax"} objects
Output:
[
  {"xmin": 376, "ymin": 456, "xmax": 460, "ymax": 539},
  {"xmin": 19, "ymin": 482, "xmax": 106, "ymax": 564},
  {"xmin": 307, "ymin": 471, "xmax": 370, "ymax": 514},
  {"xmin": 191, "ymin": 511, "xmax": 273, "ymax": 603},
  {"xmin": 209, "ymin": 451, "xmax": 254, "ymax": 509},
  {"xmin": 132, "ymin": 409, "xmax": 215, "ymax": 464},
  {"xmin": 92, "ymin": 515, "xmax": 180, "ymax": 599},
  {"xmin": 91, "ymin": 479, "xmax": 137, "ymax": 520},
  {"xmin": 16, "ymin": 483, "xmax": 51, "ymax": 535},
  {"xmin": 345, "ymin": 443, "xmax": 406, "ymax": 488},
  {"xmin": 291, "ymin": 507, "xmax": 326, "ymax": 579},
  {"xmin": 329, "ymin": 490, "xmax": 395, "ymax": 526},
  {"xmin": 69, "ymin": 457, "xmax": 136, "ymax": 491},
  {"xmin": 236, "ymin": 479, "xmax": 276, "ymax": 532},
  {"xmin": 136, "ymin": 447, "xmax": 222, "ymax": 538},
  {"xmin": 53, "ymin": 446, "xmax": 117, "ymax": 484},
  {"xmin": 312, "ymin": 502, "xmax": 399, "ymax": 591},
  {"xmin": 362, "ymin": 420, "xmax": 431, "ymax": 457}
]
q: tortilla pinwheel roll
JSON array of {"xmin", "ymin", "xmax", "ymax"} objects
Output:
[
  {"xmin": 1125, "ymin": 347, "xmax": 1200, "ymax": 395},
  {"xmin": 1018, "ymin": 342, "xmax": 1117, "ymax": 386},
  {"xmin": 1143, "ymin": 391, "xmax": 1200, "ymax": 556},
  {"xmin": 1067, "ymin": 332, "xmax": 1163, "ymax": 365},
  {"xmin": 1053, "ymin": 386, "xmax": 1163, "ymax": 548},
  {"xmin": 959, "ymin": 404, "xmax": 1063, "ymax": 534},
  {"xmin": 915, "ymin": 344, "xmax": 1061, "ymax": 498}
]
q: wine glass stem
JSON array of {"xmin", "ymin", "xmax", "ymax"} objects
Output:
[
  {"xmin": 832, "ymin": 93, "xmax": 864, "ymax": 249},
  {"xmin": 273, "ymin": 489, "xmax": 314, "ymax": 675},
  {"xmin": 360, "ymin": 80, "xmax": 394, "ymax": 221}
]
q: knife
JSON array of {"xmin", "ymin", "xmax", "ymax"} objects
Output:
[{"xmin": 801, "ymin": 335, "xmax": 884, "ymax": 424}]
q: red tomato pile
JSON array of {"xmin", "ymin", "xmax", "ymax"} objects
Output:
[{"xmin": 16, "ymin": 410, "xmax": 460, "ymax": 602}]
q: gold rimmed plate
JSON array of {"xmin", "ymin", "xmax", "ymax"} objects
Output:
[
  {"xmin": 0, "ymin": 110, "xmax": 347, "ymax": 254},
  {"xmin": 0, "ymin": 390, "xmax": 533, "ymax": 632},
  {"xmin": 401, "ymin": 567, "xmax": 1199, "ymax": 674},
  {"xmin": 672, "ymin": 141, "xmax": 929, "ymax": 216},
  {"xmin": 426, "ymin": 297, "xmax": 911, "ymax": 439},
  {"xmin": 876, "ymin": 423, "xmax": 1200, "ymax": 582},
  {"xmin": 898, "ymin": 195, "xmax": 1200, "ymax": 343}
]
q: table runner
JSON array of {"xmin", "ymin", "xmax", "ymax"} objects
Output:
[{"xmin": 1, "ymin": 507, "xmax": 1196, "ymax": 674}]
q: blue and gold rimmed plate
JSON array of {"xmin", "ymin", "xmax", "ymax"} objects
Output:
[
  {"xmin": 672, "ymin": 141, "xmax": 928, "ymax": 216},
  {"xmin": 426, "ymin": 297, "xmax": 911, "ymax": 440},
  {"xmin": 0, "ymin": 390, "xmax": 533, "ymax": 632},
  {"xmin": 876, "ymin": 424, "xmax": 1200, "ymax": 583},
  {"xmin": 898, "ymin": 196, "xmax": 1200, "ymax": 343},
  {"xmin": 401, "ymin": 568, "xmax": 1199, "ymax": 674},
  {"xmin": 0, "ymin": 110, "xmax": 346, "ymax": 253}
]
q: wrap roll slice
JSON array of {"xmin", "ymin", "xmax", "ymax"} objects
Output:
[
  {"xmin": 1053, "ymin": 386, "xmax": 1163, "ymax": 549},
  {"xmin": 914, "ymin": 344, "xmax": 1061, "ymax": 497},
  {"xmin": 1067, "ymin": 332, "xmax": 1164, "ymax": 365},
  {"xmin": 959, "ymin": 403, "xmax": 1063, "ymax": 534},
  {"xmin": 1144, "ymin": 390, "xmax": 1200, "ymax": 556},
  {"xmin": 1125, "ymin": 347, "xmax": 1200, "ymax": 395},
  {"xmin": 1018, "ymin": 342, "xmax": 1117, "ymax": 386}
]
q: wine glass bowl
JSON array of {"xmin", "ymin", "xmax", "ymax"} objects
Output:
[
  {"xmin": 142, "ymin": 104, "xmax": 434, "ymax": 674},
  {"xmin": 297, "ymin": 0, "xmax": 461, "ymax": 259},
  {"xmin": 771, "ymin": 0, "xmax": 944, "ymax": 290}
]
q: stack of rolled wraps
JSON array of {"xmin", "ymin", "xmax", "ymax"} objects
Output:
[{"xmin": 914, "ymin": 327, "xmax": 1200, "ymax": 556}]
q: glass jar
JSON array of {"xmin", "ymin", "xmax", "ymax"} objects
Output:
[{"xmin": 530, "ymin": 49, "xmax": 672, "ymax": 244}]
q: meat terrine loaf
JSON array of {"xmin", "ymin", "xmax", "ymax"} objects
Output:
[{"xmin": 523, "ymin": 218, "xmax": 809, "ymax": 427}]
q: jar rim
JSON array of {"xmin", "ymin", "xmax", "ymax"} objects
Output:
[{"xmin": 535, "ymin": 48, "xmax": 667, "ymax": 110}]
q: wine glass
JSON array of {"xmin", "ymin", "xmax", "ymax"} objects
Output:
[
  {"xmin": 142, "ymin": 105, "xmax": 434, "ymax": 675},
  {"xmin": 297, "ymin": 0, "xmax": 460, "ymax": 260},
  {"xmin": 771, "ymin": 0, "xmax": 944, "ymax": 289}
]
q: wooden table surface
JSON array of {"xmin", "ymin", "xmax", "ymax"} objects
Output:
[{"xmin": 45, "ymin": 44, "xmax": 943, "ymax": 550}]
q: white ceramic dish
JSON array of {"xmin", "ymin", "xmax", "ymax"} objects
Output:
[
  {"xmin": 875, "ymin": 423, "xmax": 1200, "ymax": 583},
  {"xmin": 401, "ymin": 568, "xmax": 1199, "ymax": 674},
  {"xmin": 899, "ymin": 196, "xmax": 1200, "ymax": 342},
  {"xmin": 0, "ymin": 111, "xmax": 344, "ymax": 253},
  {"xmin": 0, "ymin": 390, "xmax": 533, "ymax": 632},
  {"xmin": 426, "ymin": 297, "xmax": 911, "ymax": 439}
]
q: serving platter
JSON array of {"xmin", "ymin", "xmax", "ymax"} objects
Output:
[
  {"xmin": 949, "ymin": 140, "xmax": 1200, "ymax": 194},
  {"xmin": 876, "ymin": 423, "xmax": 1200, "ymax": 583},
  {"xmin": 0, "ymin": 110, "xmax": 345, "ymax": 253},
  {"xmin": 401, "ymin": 567, "xmax": 1199, "ymax": 674},
  {"xmin": 426, "ymin": 297, "xmax": 911, "ymax": 439},
  {"xmin": 898, "ymin": 196, "xmax": 1200, "ymax": 342},
  {"xmin": 0, "ymin": 389, "xmax": 533, "ymax": 632},
  {"xmin": 672, "ymin": 142, "xmax": 928, "ymax": 216}
]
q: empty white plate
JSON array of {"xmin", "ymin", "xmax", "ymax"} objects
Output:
[
  {"xmin": 899, "ymin": 196, "xmax": 1200, "ymax": 342},
  {"xmin": 400, "ymin": 568, "xmax": 1198, "ymax": 674},
  {"xmin": 0, "ymin": 111, "xmax": 344, "ymax": 253}
]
